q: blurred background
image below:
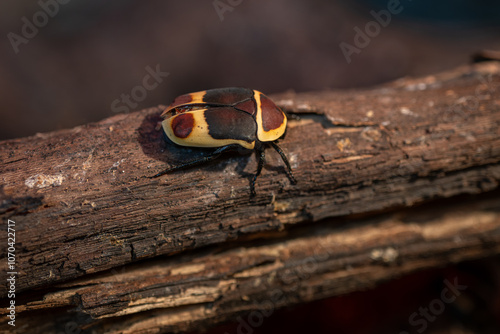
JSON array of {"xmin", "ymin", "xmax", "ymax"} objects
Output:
[
  {"xmin": 1, "ymin": 1, "xmax": 499, "ymax": 333},
  {"xmin": 0, "ymin": 0, "xmax": 499, "ymax": 140}
]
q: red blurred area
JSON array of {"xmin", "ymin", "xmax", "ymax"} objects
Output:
[{"xmin": 193, "ymin": 257, "xmax": 500, "ymax": 334}]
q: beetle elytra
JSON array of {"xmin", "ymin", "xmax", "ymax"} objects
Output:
[{"xmin": 151, "ymin": 87, "xmax": 296, "ymax": 196}]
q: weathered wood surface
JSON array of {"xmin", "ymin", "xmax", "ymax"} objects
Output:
[
  {"xmin": 0, "ymin": 62, "xmax": 499, "ymax": 332},
  {"xmin": 0, "ymin": 62, "xmax": 499, "ymax": 292},
  {"xmin": 2, "ymin": 192, "xmax": 500, "ymax": 333}
]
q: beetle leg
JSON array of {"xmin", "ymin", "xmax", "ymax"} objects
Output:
[
  {"xmin": 251, "ymin": 149, "xmax": 266, "ymax": 196},
  {"xmin": 269, "ymin": 142, "xmax": 297, "ymax": 185},
  {"xmin": 150, "ymin": 145, "xmax": 237, "ymax": 179},
  {"xmin": 285, "ymin": 112, "xmax": 301, "ymax": 121}
]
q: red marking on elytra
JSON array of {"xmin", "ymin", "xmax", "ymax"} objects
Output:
[
  {"xmin": 260, "ymin": 95, "xmax": 284, "ymax": 131},
  {"xmin": 172, "ymin": 113, "xmax": 194, "ymax": 138}
]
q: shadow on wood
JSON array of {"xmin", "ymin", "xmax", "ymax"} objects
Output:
[{"xmin": 0, "ymin": 62, "xmax": 499, "ymax": 333}]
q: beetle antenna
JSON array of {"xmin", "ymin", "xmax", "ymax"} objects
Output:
[
  {"xmin": 251, "ymin": 149, "xmax": 266, "ymax": 197},
  {"xmin": 269, "ymin": 142, "xmax": 297, "ymax": 185},
  {"xmin": 149, "ymin": 145, "xmax": 237, "ymax": 179}
]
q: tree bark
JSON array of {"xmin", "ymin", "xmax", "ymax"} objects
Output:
[{"xmin": 0, "ymin": 62, "xmax": 499, "ymax": 333}]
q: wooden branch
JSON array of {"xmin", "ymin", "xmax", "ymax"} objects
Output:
[
  {"xmin": 1, "ymin": 62, "xmax": 500, "ymax": 332},
  {"xmin": 3, "ymin": 193, "xmax": 500, "ymax": 333}
]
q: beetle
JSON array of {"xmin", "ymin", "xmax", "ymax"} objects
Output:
[{"xmin": 150, "ymin": 87, "xmax": 296, "ymax": 196}]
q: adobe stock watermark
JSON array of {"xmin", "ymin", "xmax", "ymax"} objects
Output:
[
  {"xmin": 400, "ymin": 277, "xmax": 467, "ymax": 334},
  {"xmin": 111, "ymin": 64, "xmax": 169, "ymax": 113},
  {"xmin": 339, "ymin": 0, "xmax": 413, "ymax": 64},
  {"xmin": 226, "ymin": 242, "xmax": 331, "ymax": 334},
  {"xmin": 61, "ymin": 304, "xmax": 93, "ymax": 334},
  {"xmin": 213, "ymin": 0, "xmax": 244, "ymax": 21},
  {"xmin": 7, "ymin": 0, "xmax": 71, "ymax": 54}
]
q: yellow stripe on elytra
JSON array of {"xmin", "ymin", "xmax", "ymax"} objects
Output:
[
  {"xmin": 254, "ymin": 90, "xmax": 287, "ymax": 142},
  {"xmin": 187, "ymin": 91, "xmax": 207, "ymax": 104},
  {"xmin": 160, "ymin": 91, "xmax": 210, "ymax": 118},
  {"xmin": 162, "ymin": 109, "xmax": 255, "ymax": 150}
]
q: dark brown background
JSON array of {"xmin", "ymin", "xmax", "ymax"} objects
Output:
[
  {"xmin": 1, "ymin": 1, "xmax": 500, "ymax": 333},
  {"xmin": 1, "ymin": 0, "xmax": 499, "ymax": 140}
]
